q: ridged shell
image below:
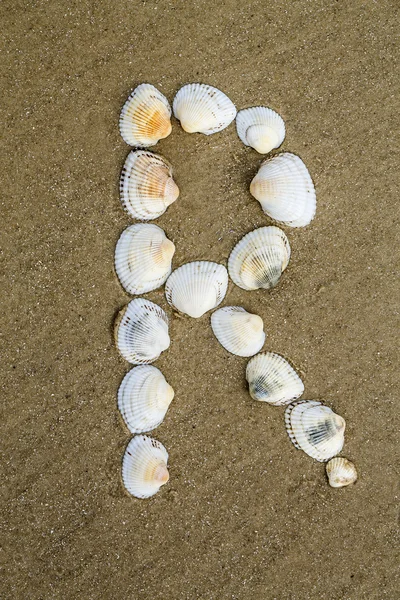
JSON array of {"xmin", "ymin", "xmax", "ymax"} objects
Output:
[
  {"xmin": 120, "ymin": 150, "xmax": 179, "ymax": 220},
  {"xmin": 115, "ymin": 224, "xmax": 175, "ymax": 295},
  {"xmin": 118, "ymin": 366, "xmax": 174, "ymax": 434},
  {"xmin": 326, "ymin": 457, "xmax": 357, "ymax": 488},
  {"xmin": 119, "ymin": 83, "xmax": 172, "ymax": 147},
  {"xmin": 246, "ymin": 352, "xmax": 304, "ymax": 405},
  {"xmin": 115, "ymin": 298, "xmax": 170, "ymax": 364},
  {"xmin": 173, "ymin": 83, "xmax": 236, "ymax": 135},
  {"xmin": 211, "ymin": 307, "xmax": 265, "ymax": 357},
  {"xmin": 165, "ymin": 261, "xmax": 228, "ymax": 318},
  {"xmin": 285, "ymin": 400, "xmax": 346, "ymax": 462},
  {"xmin": 236, "ymin": 107, "xmax": 285, "ymax": 154},
  {"xmin": 122, "ymin": 435, "xmax": 169, "ymax": 498},
  {"xmin": 250, "ymin": 153, "xmax": 316, "ymax": 227},
  {"xmin": 228, "ymin": 226, "xmax": 291, "ymax": 291}
]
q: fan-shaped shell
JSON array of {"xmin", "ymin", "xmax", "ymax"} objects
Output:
[
  {"xmin": 211, "ymin": 307, "xmax": 265, "ymax": 357},
  {"xmin": 228, "ymin": 226, "xmax": 290, "ymax": 291},
  {"xmin": 236, "ymin": 107, "xmax": 285, "ymax": 154},
  {"xmin": 326, "ymin": 457, "xmax": 357, "ymax": 488},
  {"xmin": 119, "ymin": 83, "xmax": 172, "ymax": 147},
  {"xmin": 246, "ymin": 352, "xmax": 304, "ymax": 405},
  {"xmin": 285, "ymin": 400, "xmax": 346, "ymax": 462},
  {"xmin": 122, "ymin": 435, "xmax": 169, "ymax": 498},
  {"xmin": 173, "ymin": 83, "xmax": 236, "ymax": 135},
  {"xmin": 165, "ymin": 261, "xmax": 228, "ymax": 318},
  {"xmin": 250, "ymin": 153, "xmax": 316, "ymax": 227},
  {"xmin": 115, "ymin": 298, "xmax": 170, "ymax": 364}
]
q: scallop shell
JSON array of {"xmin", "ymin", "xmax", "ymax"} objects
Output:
[
  {"xmin": 115, "ymin": 224, "xmax": 175, "ymax": 295},
  {"xmin": 122, "ymin": 435, "xmax": 169, "ymax": 498},
  {"xmin": 250, "ymin": 153, "xmax": 316, "ymax": 227},
  {"xmin": 119, "ymin": 83, "xmax": 172, "ymax": 147},
  {"xmin": 120, "ymin": 150, "xmax": 179, "ymax": 220},
  {"xmin": 285, "ymin": 400, "xmax": 346, "ymax": 462},
  {"xmin": 246, "ymin": 352, "xmax": 304, "ymax": 405},
  {"xmin": 165, "ymin": 261, "xmax": 228, "ymax": 318},
  {"xmin": 115, "ymin": 298, "xmax": 170, "ymax": 364},
  {"xmin": 118, "ymin": 366, "xmax": 174, "ymax": 434},
  {"xmin": 326, "ymin": 457, "xmax": 357, "ymax": 488},
  {"xmin": 236, "ymin": 107, "xmax": 285, "ymax": 154},
  {"xmin": 173, "ymin": 83, "xmax": 236, "ymax": 135},
  {"xmin": 211, "ymin": 307, "xmax": 265, "ymax": 357},
  {"xmin": 228, "ymin": 226, "xmax": 291, "ymax": 291}
]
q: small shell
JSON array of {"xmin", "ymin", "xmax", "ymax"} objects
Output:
[
  {"xmin": 119, "ymin": 83, "xmax": 172, "ymax": 147},
  {"xmin": 115, "ymin": 224, "xmax": 175, "ymax": 295},
  {"xmin": 236, "ymin": 107, "xmax": 285, "ymax": 154},
  {"xmin": 211, "ymin": 307, "xmax": 265, "ymax": 357},
  {"xmin": 250, "ymin": 153, "xmax": 316, "ymax": 228},
  {"xmin": 246, "ymin": 352, "xmax": 304, "ymax": 405},
  {"xmin": 120, "ymin": 150, "xmax": 179, "ymax": 220},
  {"xmin": 285, "ymin": 400, "xmax": 346, "ymax": 462},
  {"xmin": 165, "ymin": 261, "xmax": 228, "ymax": 318},
  {"xmin": 122, "ymin": 435, "xmax": 169, "ymax": 498},
  {"xmin": 228, "ymin": 226, "xmax": 291, "ymax": 291},
  {"xmin": 115, "ymin": 298, "xmax": 170, "ymax": 364},
  {"xmin": 326, "ymin": 457, "xmax": 357, "ymax": 488},
  {"xmin": 173, "ymin": 83, "xmax": 236, "ymax": 135}
]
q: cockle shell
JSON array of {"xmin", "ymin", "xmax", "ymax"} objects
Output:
[
  {"xmin": 119, "ymin": 83, "xmax": 172, "ymax": 147},
  {"xmin": 250, "ymin": 153, "xmax": 316, "ymax": 227},
  {"xmin": 115, "ymin": 298, "xmax": 170, "ymax": 364},
  {"xmin": 122, "ymin": 435, "xmax": 169, "ymax": 498},
  {"xmin": 246, "ymin": 352, "xmax": 304, "ymax": 405},
  {"xmin": 165, "ymin": 261, "xmax": 228, "ymax": 318},
  {"xmin": 228, "ymin": 226, "xmax": 291, "ymax": 291},
  {"xmin": 236, "ymin": 106, "xmax": 285, "ymax": 154},
  {"xmin": 120, "ymin": 150, "xmax": 179, "ymax": 220},
  {"xmin": 173, "ymin": 83, "xmax": 236, "ymax": 135},
  {"xmin": 211, "ymin": 307, "xmax": 265, "ymax": 357},
  {"xmin": 115, "ymin": 224, "xmax": 175, "ymax": 295},
  {"xmin": 118, "ymin": 366, "xmax": 174, "ymax": 434},
  {"xmin": 326, "ymin": 457, "xmax": 357, "ymax": 488},
  {"xmin": 285, "ymin": 400, "xmax": 346, "ymax": 462}
]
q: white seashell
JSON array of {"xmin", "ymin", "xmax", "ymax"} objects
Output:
[
  {"xmin": 326, "ymin": 457, "xmax": 357, "ymax": 488},
  {"xmin": 119, "ymin": 83, "xmax": 172, "ymax": 147},
  {"xmin": 246, "ymin": 352, "xmax": 304, "ymax": 405},
  {"xmin": 118, "ymin": 366, "xmax": 174, "ymax": 434},
  {"xmin": 211, "ymin": 307, "xmax": 265, "ymax": 357},
  {"xmin": 122, "ymin": 435, "xmax": 169, "ymax": 498},
  {"xmin": 115, "ymin": 224, "xmax": 175, "ymax": 295},
  {"xmin": 228, "ymin": 226, "xmax": 290, "ymax": 291},
  {"xmin": 236, "ymin": 107, "xmax": 285, "ymax": 154},
  {"xmin": 115, "ymin": 298, "xmax": 170, "ymax": 364},
  {"xmin": 285, "ymin": 400, "xmax": 346, "ymax": 462},
  {"xmin": 120, "ymin": 150, "xmax": 179, "ymax": 220},
  {"xmin": 165, "ymin": 261, "xmax": 228, "ymax": 318},
  {"xmin": 173, "ymin": 83, "xmax": 236, "ymax": 135},
  {"xmin": 250, "ymin": 153, "xmax": 316, "ymax": 227}
]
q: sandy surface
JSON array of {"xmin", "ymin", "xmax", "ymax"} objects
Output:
[{"xmin": 1, "ymin": 1, "xmax": 399, "ymax": 599}]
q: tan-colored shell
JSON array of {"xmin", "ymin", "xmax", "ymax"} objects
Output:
[{"xmin": 326, "ymin": 457, "xmax": 357, "ymax": 488}]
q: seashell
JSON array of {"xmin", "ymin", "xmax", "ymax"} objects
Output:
[
  {"xmin": 211, "ymin": 307, "xmax": 265, "ymax": 357},
  {"xmin": 120, "ymin": 150, "xmax": 179, "ymax": 220},
  {"xmin": 246, "ymin": 352, "xmax": 304, "ymax": 405},
  {"xmin": 118, "ymin": 365, "xmax": 174, "ymax": 434},
  {"xmin": 250, "ymin": 153, "xmax": 316, "ymax": 228},
  {"xmin": 326, "ymin": 457, "xmax": 357, "ymax": 488},
  {"xmin": 228, "ymin": 226, "xmax": 290, "ymax": 291},
  {"xmin": 173, "ymin": 83, "xmax": 236, "ymax": 135},
  {"xmin": 115, "ymin": 298, "xmax": 170, "ymax": 364},
  {"xmin": 285, "ymin": 400, "xmax": 346, "ymax": 462},
  {"xmin": 119, "ymin": 83, "xmax": 172, "ymax": 147},
  {"xmin": 122, "ymin": 435, "xmax": 169, "ymax": 498},
  {"xmin": 115, "ymin": 223, "xmax": 175, "ymax": 295},
  {"xmin": 236, "ymin": 106, "xmax": 285, "ymax": 154},
  {"xmin": 165, "ymin": 261, "xmax": 228, "ymax": 318}
]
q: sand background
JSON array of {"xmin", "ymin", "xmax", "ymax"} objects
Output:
[{"xmin": 1, "ymin": 1, "xmax": 399, "ymax": 598}]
